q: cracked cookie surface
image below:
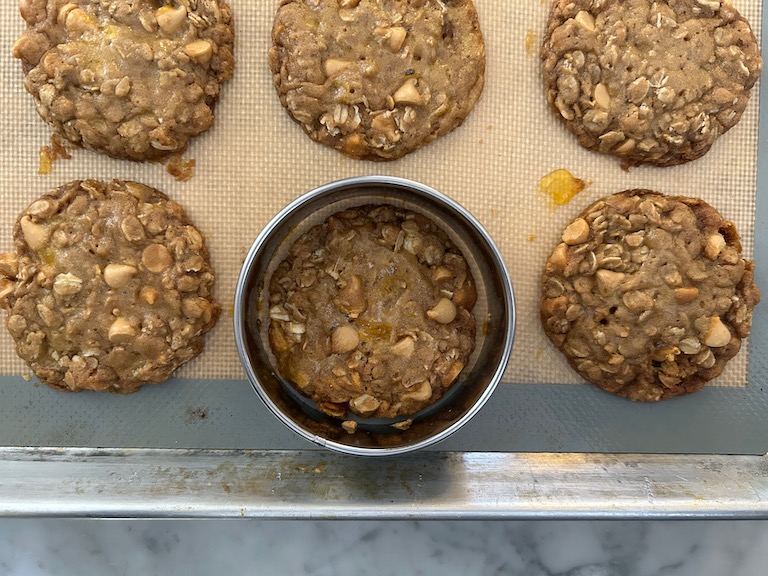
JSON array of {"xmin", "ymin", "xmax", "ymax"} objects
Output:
[
  {"xmin": 0, "ymin": 180, "xmax": 220, "ymax": 393},
  {"xmin": 13, "ymin": 0, "xmax": 235, "ymax": 161},
  {"xmin": 542, "ymin": 0, "xmax": 762, "ymax": 166},
  {"xmin": 268, "ymin": 205, "xmax": 477, "ymax": 420},
  {"xmin": 269, "ymin": 0, "xmax": 485, "ymax": 161},
  {"xmin": 541, "ymin": 190, "xmax": 760, "ymax": 401}
]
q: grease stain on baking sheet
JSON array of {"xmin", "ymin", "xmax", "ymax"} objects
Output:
[
  {"xmin": 538, "ymin": 169, "xmax": 591, "ymax": 207},
  {"xmin": 186, "ymin": 407, "xmax": 209, "ymax": 422}
]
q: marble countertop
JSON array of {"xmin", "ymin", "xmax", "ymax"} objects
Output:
[{"xmin": 1, "ymin": 519, "xmax": 766, "ymax": 575}]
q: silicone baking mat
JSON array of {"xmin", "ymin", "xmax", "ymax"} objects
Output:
[
  {"xmin": 0, "ymin": 1, "xmax": 765, "ymax": 454},
  {"xmin": 0, "ymin": 0, "xmax": 761, "ymax": 386}
]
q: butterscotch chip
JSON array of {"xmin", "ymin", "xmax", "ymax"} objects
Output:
[
  {"xmin": 542, "ymin": 0, "xmax": 762, "ymax": 166},
  {"xmin": 541, "ymin": 190, "xmax": 761, "ymax": 401},
  {"xmin": 12, "ymin": 0, "xmax": 235, "ymax": 161},
  {"xmin": 0, "ymin": 180, "xmax": 220, "ymax": 393},
  {"xmin": 268, "ymin": 205, "xmax": 477, "ymax": 419},
  {"xmin": 268, "ymin": 0, "xmax": 485, "ymax": 160}
]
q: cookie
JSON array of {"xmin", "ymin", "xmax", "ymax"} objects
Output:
[
  {"xmin": 268, "ymin": 0, "xmax": 485, "ymax": 161},
  {"xmin": 542, "ymin": 0, "xmax": 763, "ymax": 166},
  {"xmin": 540, "ymin": 190, "xmax": 761, "ymax": 401},
  {"xmin": 12, "ymin": 0, "xmax": 235, "ymax": 161},
  {"xmin": 268, "ymin": 204, "xmax": 477, "ymax": 420},
  {"xmin": 0, "ymin": 180, "xmax": 220, "ymax": 393}
]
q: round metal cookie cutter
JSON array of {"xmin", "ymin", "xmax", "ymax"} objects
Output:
[{"xmin": 234, "ymin": 176, "xmax": 515, "ymax": 456}]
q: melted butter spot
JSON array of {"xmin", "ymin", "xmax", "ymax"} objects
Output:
[
  {"xmin": 103, "ymin": 24, "xmax": 120, "ymax": 40},
  {"xmin": 357, "ymin": 320, "xmax": 392, "ymax": 342},
  {"xmin": 39, "ymin": 247, "xmax": 56, "ymax": 266},
  {"xmin": 525, "ymin": 30, "xmax": 538, "ymax": 57},
  {"xmin": 38, "ymin": 148, "xmax": 52, "ymax": 175},
  {"xmin": 538, "ymin": 169, "xmax": 591, "ymax": 206},
  {"xmin": 38, "ymin": 134, "xmax": 73, "ymax": 175}
]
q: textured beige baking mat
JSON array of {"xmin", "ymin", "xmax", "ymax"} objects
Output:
[{"xmin": 0, "ymin": 0, "xmax": 761, "ymax": 387}]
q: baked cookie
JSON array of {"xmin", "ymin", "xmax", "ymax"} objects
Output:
[
  {"xmin": 0, "ymin": 180, "xmax": 220, "ymax": 393},
  {"xmin": 542, "ymin": 0, "xmax": 762, "ymax": 166},
  {"xmin": 269, "ymin": 0, "xmax": 485, "ymax": 160},
  {"xmin": 12, "ymin": 0, "xmax": 235, "ymax": 161},
  {"xmin": 268, "ymin": 205, "xmax": 476, "ymax": 419},
  {"xmin": 541, "ymin": 190, "xmax": 760, "ymax": 401}
]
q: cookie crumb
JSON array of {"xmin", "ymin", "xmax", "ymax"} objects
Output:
[
  {"xmin": 391, "ymin": 419, "xmax": 413, "ymax": 431},
  {"xmin": 342, "ymin": 420, "xmax": 358, "ymax": 434},
  {"xmin": 38, "ymin": 135, "xmax": 72, "ymax": 175},
  {"xmin": 166, "ymin": 155, "xmax": 196, "ymax": 182}
]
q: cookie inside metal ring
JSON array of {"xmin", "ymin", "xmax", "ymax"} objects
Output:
[{"xmin": 267, "ymin": 204, "xmax": 477, "ymax": 426}]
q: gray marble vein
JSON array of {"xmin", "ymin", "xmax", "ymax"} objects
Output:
[{"xmin": 0, "ymin": 520, "xmax": 767, "ymax": 576}]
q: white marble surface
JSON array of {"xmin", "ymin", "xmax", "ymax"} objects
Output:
[{"xmin": 0, "ymin": 520, "xmax": 767, "ymax": 575}]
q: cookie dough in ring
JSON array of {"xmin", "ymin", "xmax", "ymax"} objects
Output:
[
  {"xmin": 542, "ymin": 0, "xmax": 762, "ymax": 166},
  {"xmin": 12, "ymin": 0, "xmax": 235, "ymax": 161},
  {"xmin": 269, "ymin": 0, "xmax": 485, "ymax": 160},
  {"xmin": 541, "ymin": 190, "xmax": 760, "ymax": 401},
  {"xmin": 0, "ymin": 180, "xmax": 220, "ymax": 393},
  {"xmin": 268, "ymin": 205, "xmax": 477, "ymax": 419}
]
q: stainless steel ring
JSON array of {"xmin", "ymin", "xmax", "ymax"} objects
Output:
[{"xmin": 234, "ymin": 176, "xmax": 515, "ymax": 456}]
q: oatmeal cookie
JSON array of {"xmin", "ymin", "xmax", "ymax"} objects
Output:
[
  {"xmin": 12, "ymin": 0, "xmax": 235, "ymax": 161},
  {"xmin": 269, "ymin": 0, "xmax": 485, "ymax": 161},
  {"xmin": 0, "ymin": 180, "xmax": 220, "ymax": 393},
  {"xmin": 268, "ymin": 205, "xmax": 477, "ymax": 419},
  {"xmin": 541, "ymin": 190, "xmax": 760, "ymax": 401},
  {"xmin": 542, "ymin": 0, "xmax": 762, "ymax": 166}
]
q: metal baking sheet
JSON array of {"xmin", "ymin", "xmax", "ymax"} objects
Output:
[{"xmin": 0, "ymin": 1, "xmax": 767, "ymax": 518}]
